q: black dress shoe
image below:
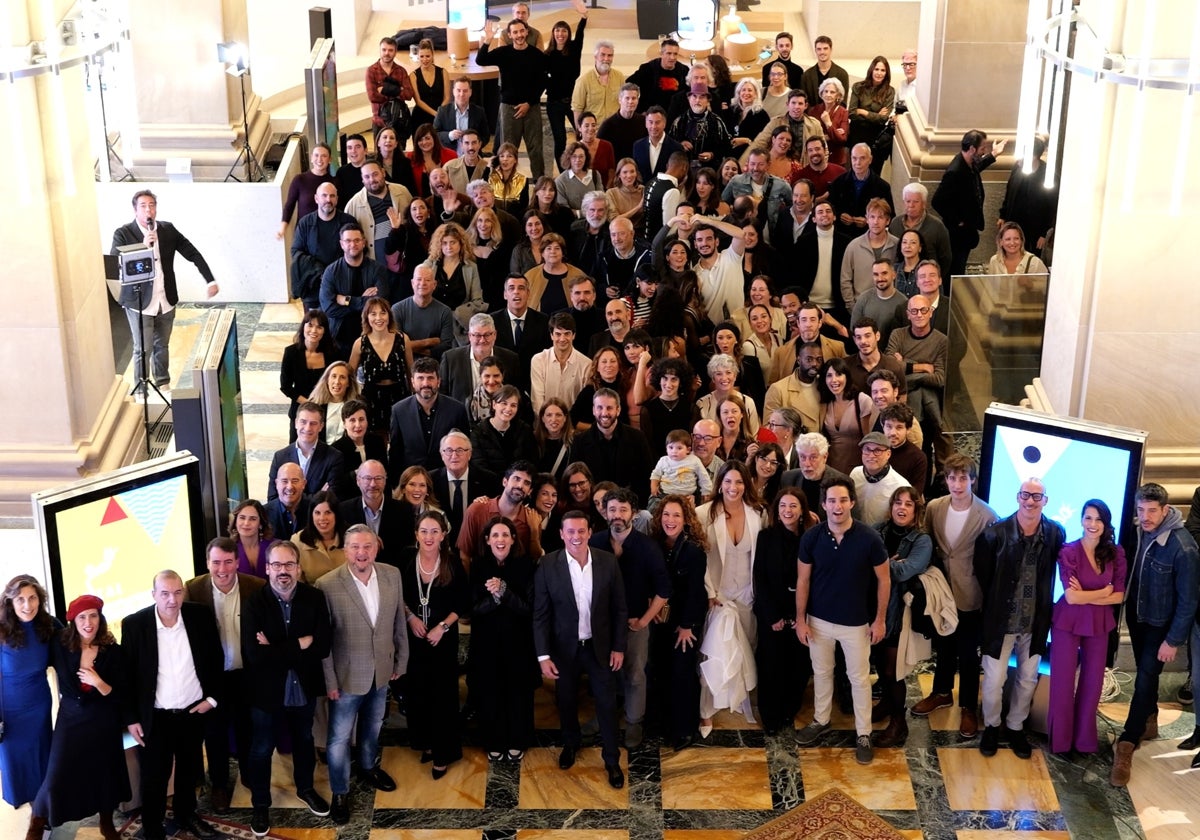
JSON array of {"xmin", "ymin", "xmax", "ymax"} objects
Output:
[
  {"xmin": 1006, "ymin": 726, "xmax": 1033, "ymax": 759},
  {"xmin": 980, "ymin": 725, "xmax": 1000, "ymax": 757},
  {"xmin": 606, "ymin": 763, "xmax": 625, "ymax": 789},
  {"xmin": 358, "ymin": 765, "xmax": 397, "ymax": 792},
  {"xmin": 559, "ymin": 745, "xmax": 577, "ymax": 769},
  {"xmin": 330, "ymin": 793, "xmax": 350, "ymax": 825},
  {"xmin": 176, "ymin": 815, "xmax": 218, "ymax": 839},
  {"xmin": 672, "ymin": 734, "xmax": 694, "ymax": 752}
]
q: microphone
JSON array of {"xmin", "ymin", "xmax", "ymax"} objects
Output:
[{"xmin": 147, "ymin": 219, "xmax": 155, "ymax": 231}]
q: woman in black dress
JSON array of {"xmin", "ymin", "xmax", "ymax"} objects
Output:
[
  {"xmin": 427, "ymin": 222, "xmax": 486, "ymax": 341},
  {"xmin": 469, "ymin": 516, "xmax": 537, "ymax": 761},
  {"xmin": 727, "ymin": 78, "xmax": 770, "ymax": 154},
  {"xmin": 752, "ymin": 487, "xmax": 818, "ymax": 735},
  {"xmin": 468, "ymin": 207, "xmax": 514, "ymax": 312},
  {"xmin": 529, "ymin": 474, "xmax": 564, "ymax": 552},
  {"xmin": 411, "ymin": 38, "xmax": 448, "ymax": 123},
  {"xmin": 650, "ymin": 497, "xmax": 709, "ymax": 751},
  {"xmin": 385, "ymin": 197, "xmax": 435, "ymax": 286},
  {"xmin": 401, "ymin": 511, "xmax": 470, "ymax": 779},
  {"xmin": 348, "ymin": 297, "xmax": 414, "ymax": 435},
  {"xmin": 280, "ymin": 310, "xmax": 339, "ymax": 442},
  {"xmin": 470, "ymin": 385, "xmax": 538, "ymax": 474},
  {"xmin": 29, "ymin": 595, "xmax": 129, "ymax": 840}
]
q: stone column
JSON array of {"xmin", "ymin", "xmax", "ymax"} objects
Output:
[
  {"xmin": 0, "ymin": 1, "xmax": 142, "ymax": 522},
  {"xmin": 1038, "ymin": 0, "xmax": 1200, "ymax": 494}
]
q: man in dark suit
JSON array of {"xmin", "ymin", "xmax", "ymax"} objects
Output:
[
  {"xmin": 111, "ymin": 190, "xmax": 219, "ymax": 395},
  {"xmin": 632, "ymin": 106, "xmax": 684, "ymax": 185},
  {"xmin": 241, "ymin": 540, "xmax": 333, "ymax": 836},
  {"xmin": 433, "ymin": 78, "xmax": 491, "ymax": 150},
  {"xmin": 389, "ymin": 357, "xmax": 471, "ymax": 478},
  {"xmin": 491, "ymin": 274, "xmax": 551, "ymax": 371},
  {"xmin": 266, "ymin": 463, "xmax": 310, "ymax": 541},
  {"xmin": 534, "ymin": 509, "xmax": 629, "ymax": 788},
  {"xmin": 933, "ymin": 129, "xmax": 1005, "ymax": 277},
  {"xmin": 338, "ymin": 459, "xmax": 409, "ymax": 567},
  {"xmin": 122, "ymin": 568, "xmax": 225, "ymax": 840},
  {"xmin": 267, "ymin": 403, "xmax": 346, "ymax": 502},
  {"xmin": 184, "ymin": 539, "xmax": 265, "ymax": 813},
  {"xmin": 439, "ymin": 313, "xmax": 523, "ymax": 400},
  {"xmin": 827, "ymin": 144, "xmax": 893, "ymax": 239},
  {"xmin": 430, "ymin": 430, "xmax": 500, "ymax": 539}
]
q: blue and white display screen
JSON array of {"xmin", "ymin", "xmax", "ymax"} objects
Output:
[{"xmin": 448, "ymin": 0, "xmax": 488, "ymax": 31}]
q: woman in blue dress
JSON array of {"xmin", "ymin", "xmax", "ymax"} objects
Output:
[{"xmin": 0, "ymin": 575, "xmax": 58, "ymax": 827}]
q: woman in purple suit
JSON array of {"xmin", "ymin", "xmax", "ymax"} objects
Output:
[
  {"xmin": 229, "ymin": 499, "xmax": 273, "ymax": 579},
  {"xmin": 1048, "ymin": 500, "xmax": 1126, "ymax": 754}
]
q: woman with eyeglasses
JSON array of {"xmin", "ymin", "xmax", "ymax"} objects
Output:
[
  {"xmin": 753, "ymin": 487, "xmax": 818, "ymax": 735},
  {"xmin": 559, "ymin": 462, "xmax": 605, "ymax": 531},
  {"xmin": 400, "ymin": 511, "xmax": 469, "ymax": 779},
  {"xmin": 764, "ymin": 408, "xmax": 803, "ymax": 471}
]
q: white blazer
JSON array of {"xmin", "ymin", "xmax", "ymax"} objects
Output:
[{"xmin": 696, "ymin": 500, "xmax": 766, "ymax": 605}]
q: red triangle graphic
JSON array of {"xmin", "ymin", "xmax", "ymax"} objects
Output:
[{"xmin": 100, "ymin": 497, "xmax": 128, "ymax": 526}]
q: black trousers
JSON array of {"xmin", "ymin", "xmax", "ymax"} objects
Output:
[
  {"xmin": 650, "ymin": 623, "xmax": 702, "ymax": 744},
  {"xmin": 755, "ymin": 622, "xmax": 812, "ymax": 732},
  {"xmin": 555, "ymin": 639, "xmax": 620, "ymax": 767},
  {"xmin": 141, "ymin": 708, "xmax": 207, "ymax": 832},
  {"xmin": 931, "ymin": 608, "xmax": 982, "ymax": 708},
  {"xmin": 203, "ymin": 669, "xmax": 250, "ymax": 789}
]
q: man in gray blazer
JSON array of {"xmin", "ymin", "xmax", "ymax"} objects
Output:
[
  {"xmin": 534, "ymin": 509, "xmax": 628, "ymax": 789},
  {"xmin": 912, "ymin": 453, "xmax": 997, "ymax": 739},
  {"xmin": 315, "ymin": 524, "xmax": 409, "ymax": 825}
]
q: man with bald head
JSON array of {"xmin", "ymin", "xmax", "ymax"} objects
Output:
[
  {"xmin": 291, "ymin": 182, "xmax": 356, "ymax": 312},
  {"xmin": 691, "ymin": 419, "xmax": 724, "ymax": 487},
  {"xmin": 122, "ymin": 568, "xmax": 224, "ymax": 840},
  {"xmin": 339, "ymin": 460, "xmax": 407, "ymax": 567},
  {"xmin": 392, "ymin": 263, "xmax": 456, "ymax": 359},
  {"xmin": 598, "ymin": 217, "xmax": 652, "ymax": 299},
  {"xmin": 266, "ymin": 462, "xmax": 309, "ymax": 541},
  {"xmin": 974, "ymin": 478, "xmax": 1065, "ymax": 759}
]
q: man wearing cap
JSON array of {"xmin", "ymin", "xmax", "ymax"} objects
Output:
[{"xmin": 850, "ymin": 432, "xmax": 908, "ymax": 526}]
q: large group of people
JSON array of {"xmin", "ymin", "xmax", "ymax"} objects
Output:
[{"xmin": 58, "ymin": 8, "xmax": 1187, "ymax": 840}]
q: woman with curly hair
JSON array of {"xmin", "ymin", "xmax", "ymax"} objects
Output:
[
  {"xmin": 348, "ymin": 297, "xmax": 414, "ymax": 434},
  {"xmin": 0, "ymin": 575, "xmax": 59, "ymax": 815},
  {"xmin": 229, "ymin": 499, "xmax": 274, "ymax": 578},
  {"xmin": 752, "ymin": 487, "xmax": 819, "ymax": 734},
  {"xmin": 696, "ymin": 461, "xmax": 766, "ymax": 735},
  {"xmin": 29, "ymin": 594, "xmax": 128, "ymax": 840},
  {"xmin": 570, "ymin": 346, "xmax": 629, "ymax": 427},
  {"xmin": 426, "ymin": 221, "xmax": 485, "ymax": 341},
  {"xmin": 486, "ymin": 142, "xmax": 530, "ymax": 216},
  {"xmin": 650, "ymin": 496, "xmax": 710, "ymax": 751},
  {"xmin": 308, "ymin": 360, "xmax": 362, "ymax": 444},
  {"xmin": 280, "ymin": 309, "xmax": 339, "ymax": 442},
  {"xmin": 638, "ymin": 356, "xmax": 697, "ymax": 459}
]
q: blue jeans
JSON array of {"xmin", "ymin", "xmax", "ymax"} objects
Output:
[
  {"xmin": 124, "ymin": 305, "xmax": 176, "ymax": 387},
  {"xmin": 326, "ymin": 685, "xmax": 388, "ymax": 794},
  {"xmin": 247, "ymin": 700, "xmax": 317, "ymax": 807}
]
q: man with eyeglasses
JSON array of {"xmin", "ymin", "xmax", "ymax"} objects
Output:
[
  {"xmin": 691, "ymin": 419, "xmax": 725, "ymax": 488},
  {"xmin": 849, "ymin": 432, "xmax": 907, "ymax": 526},
  {"xmin": 316, "ymin": 525, "xmax": 408, "ymax": 825},
  {"xmin": 456, "ymin": 460, "xmax": 544, "ymax": 565},
  {"xmin": 184, "ymin": 539, "xmax": 266, "ymax": 814},
  {"xmin": 439, "ymin": 312, "xmax": 522, "ymax": 402},
  {"xmin": 431, "ymin": 431, "xmax": 500, "ymax": 539},
  {"xmin": 885, "ymin": 294, "xmax": 951, "ymax": 467},
  {"xmin": 339, "ymin": 460, "xmax": 407, "ymax": 567},
  {"xmin": 896, "ymin": 50, "xmax": 918, "ymax": 107},
  {"xmin": 242, "ymin": 540, "xmax": 333, "ymax": 836},
  {"xmin": 974, "ymin": 478, "xmax": 1065, "ymax": 760}
]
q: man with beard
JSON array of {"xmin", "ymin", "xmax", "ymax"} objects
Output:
[
  {"xmin": 338, "ymin": 460, "xmax": 408, "ymax": 568},
  {"xmin": 723, "ymin": 149, "xmax": 792, "ymax": 234},
  {"xmin": 780, "ymin": 432, "xmax": 850, "ymax": 518},
  {"xmin": 796, "ymin": 136, "xmax": 845, "ymax": 203},
  {"xmin": 444, "ymin": 129, "xmax": 489, "ymax": 197},
  {"xmin": 589, "ymin": 488, "xmax": 670, "ymax": 749},
  {"xmin": 241, "ymin": 540, "xmax": 332, "ymax": 837},
  {"xmin": 388, "ymin": 357, "xmax": 470, "ymax": 475},
  {"xmin": 877, "ymin": 403, "xmax": 928, "ymax": 493},
  {"xmin": 572, "ymin": 40, "xmax": 625, "ymax": 126},
  {"xmin": 850, "ymin": 259, "xmax": 908, "ymax": 344},
  {"xmin": 573, "ymin": 388, "xmax": 654, "ymax": 502},
  {"xmin": 749, "ymin": 90, "xmax": 823, "ymax": 164},
  {"xmin": 667, "ymin": 84, "xmax": 730, "ymax": 168},
  {"xmin": 589, "ymin": 297, "xmax": 633, "ymax": 356},
  {"xmin": 769, "ymin": 298, "xmax": 844, "ymax": 385},
  {"xmin": 933, "ymin": 129, "xmax": 1005, "ymax": 276},
  {"xmin": 457, "ymin": 461, "xmax": 544, "ymax": 563},
  {"xmin": 691, "ymin": 419, "xmax": 725, "ymax": 486},
  {"xmin": 366, "ymin": 36, "xmax": 414, "ymax": 130},
  {"xmin": 765, "ymin": 341, "xmax": 824, "ymax": 435},
  {"xmin": 762, "ymin": 32, "xmax": 805, "ymax": 88},
  {"xmin": 628, "ymin": 38, "xmax": 689, "ymax": 112},
  {"xmin": 344, "ymin": 160, "xmax": 413, "ymax": 263},
  {"xmin": 534, "ymin": 510, "xmax": 628, "ymax": 788},
  {"xmin": 428, "ymin": 167, "xmax": 473, "ymax": 225},
  {"xmin": 598, "ymin": 84, "xmax": 648, "ymax": 161},
  {"xmin": 845, "ymin": 316, "xmax": 906, "ymax": 396},
  {"xmin": 597, "ymin": 217, "xmax": 653, "ymax": 300},
  {"xmin": 568, "ymin": 192, "xmax": 612, "ymax": 279},
  {"xmin": 828, "ymin": 144, "xmax": 893, "ymax": 237},
  {"xmin": 318, "ymin": 222, "xmax": 390, "ymax": 348},
  {"xmin": 334, "ymin": 134, "xmax": 369, "ymax": 212},
  {"xmin": 266, "ymin": 463, "xmax": 309, "ymax": 540},
  {"xmin": 478, "ymin": 18, "xmax": 549, "ymax": 179},
  {"xmin": 565, "ymin": 275, "xmax": 606, "ymax": 353},
  {"xmin": 691, "ymin": 219, "xmax": 746, "ymax": 325},
  {"xmin": 291, "ymin": 182, "xmax": 355, "ymax": 313},
  {"xmin": 885, "ymin": 294, "xmax": 950, "ymax": 466}
]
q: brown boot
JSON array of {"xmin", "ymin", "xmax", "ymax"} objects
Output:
[
  {"xmin": 24, "ymin": 815, "xmax": 47, "ymax": 840},
  {"xmin": 1110, "ymin": 740, "xmax": 1135, "ymax": 786},
  {"xmin": 98, "ymin": 810, "xmax": 120, "ymax": 840},
  {"xmin": 1143, "ymin": 710, "xmax": 1159, "ymax": 741},
  {"xmin": 875, "ymin": 714, "xmax": 909, "ymax": 748}
]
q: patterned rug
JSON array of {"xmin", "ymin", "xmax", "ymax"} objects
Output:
[
  {"xmin": 742, "ymin": 788, "xmax": 906, "ymax": 839},
  {"xmin": 116, "ymin": 810, "xmax": 289, "ymax": 839}
]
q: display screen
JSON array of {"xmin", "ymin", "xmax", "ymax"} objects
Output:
[
  {"xmin": 448, "ymin": 0, "xmax": 488, "ymax": 31},
  {"xmin": 218, "ymin": 324, "xmax": 248, "ymax": 509}
]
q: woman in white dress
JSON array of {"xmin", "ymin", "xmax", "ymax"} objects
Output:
[{"xmin": 696, "ymin": 460, "xmax": 767, "ymax": 736}]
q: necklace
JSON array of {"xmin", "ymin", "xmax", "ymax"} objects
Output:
[{"xmin": 416, "ymin": 555, "xmax": 440, "ymax": 626}]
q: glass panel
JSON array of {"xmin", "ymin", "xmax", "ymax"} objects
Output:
[{"xmin": 943, "ymin": 272, "xmax": 1050, "ymax": 433}]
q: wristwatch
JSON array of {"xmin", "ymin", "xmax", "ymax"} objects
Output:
[{"xmin": 440, "ymin": 621, "xmax": 451, "ymax": 633}]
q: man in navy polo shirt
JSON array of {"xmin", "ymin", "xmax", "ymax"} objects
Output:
[{"xmin": 794, "ymin": 475, "xmax": 889, "ymax": 765}]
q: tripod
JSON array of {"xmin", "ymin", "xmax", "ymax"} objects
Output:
[
  {"xmin": 126, "ymin": 279, "xmax": 171, "ymax": 457},
  {"xmin": 92, "ymin": 60, "xmax": 134, "ymax": 182},
  {"xmin": 225, "ymin": 69, "xmax": 265, "ymax": 183}
]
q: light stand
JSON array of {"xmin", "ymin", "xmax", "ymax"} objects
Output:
[
  {"xmin": 220, "ymin": 42, "xmax": 265, "ymax": 183},
  {"xmin": 90, "ymin": 56, "xmax": 134, "ymax": 181},
  {"xmin": 120, "ymin": 273, "xmax": 171, "ymax": 456}
]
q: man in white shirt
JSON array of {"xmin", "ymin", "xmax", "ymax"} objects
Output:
[
  {"xmin": 531, "ymin": 312, "xmax": 591, "ymax": 412},
  {"xmin": 691, "ymin": 218, "xmax": 746, "ymax": 323},
  {"xmin": 185, "ymin": 540, "xmax": 266, "ymax": 813},
  {"xmin": 896, "ymin": 50, "xmax": 918, "ymax": 108}
]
